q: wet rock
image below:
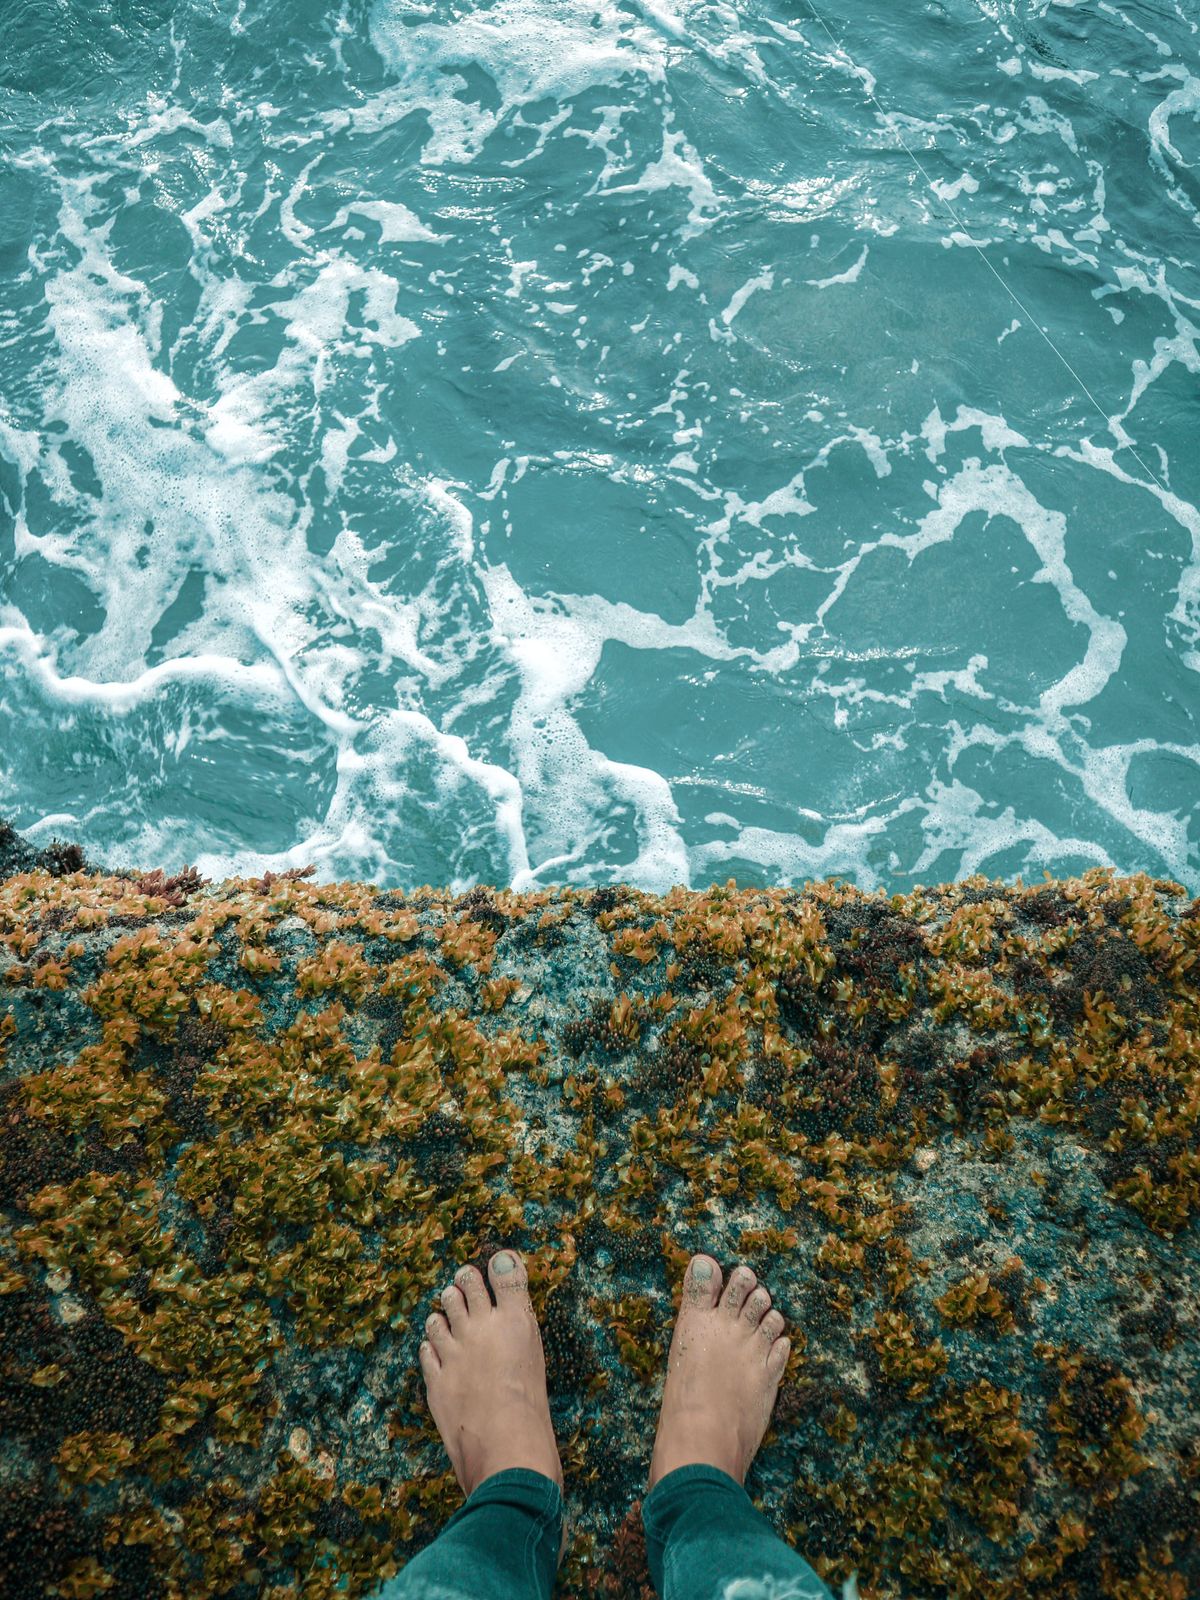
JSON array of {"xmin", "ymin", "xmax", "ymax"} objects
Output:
[{"xmin": 0, "ymin": 826, "xmax": 1197, "ymax": 1598}]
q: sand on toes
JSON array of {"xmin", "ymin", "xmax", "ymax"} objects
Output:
[
  {"xmin": 419, "ymin": 1248, "xmax": 564, "ymax": 1500},
  {"xmin": 647, "ymin": 1254, "xmax": 791, "ymax": 1491}
]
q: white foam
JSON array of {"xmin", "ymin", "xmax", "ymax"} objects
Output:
[
  {"xmin": 6, "ymin": 172, "xmax": 542, "ymax": 886},
  {"xmin": 812, "ymin": 428, "xmax": 1126, "ymax": 737},
  {"xmin": 472, "ymin": 555, "xmax": 746, "ymax": 889},
  {"xmin": 910, "ymin": 779, "xmax": 1117, "ymax": 880},
  {"xmin": 694, "ymin": 811, "xmax": 900, "ymax": 892},
  {"xmin": 905, "ymin": 460, "xmax": 1125, "ymax": 718},
  {"xmin": 701, "ymin": 423, "xmax": 904, "ymax": 547},
  {"xmin": 205, "ymin": 257, "xmax": 419, "ymax": 465},
  {"xmin": 360, "ymin": 0, "xmax": 668, "ymax": 166},
  {"xmin": 1058, "ymin": 440, "xmax": 1200, "ymax": 669},
  {"xmin": 117, "ymin": 97, "xmax": 234, "ymax": 152},
  {"xmin": 719, "ymin": 269, "xmax": 774, "ymax": 327},
  {"xmin": 812, "ymin": 39, "xmax": 877, "ymax": 99},
  {"xmin": 930, "ymin": 173, "xmax": 980, "ymax": 203},
  {"xmin": 322, "ymin": 525, "xmax": 451, "ymax": 686},
  {"xmin": 1014, "ymin": 96, "xmax": 1080, "ymax": 155},
  {"xmin": 911, "ymin": 654, "xmax": 993, "ymax": 702},
  {"xmin": 1029, "ymin": 61, "xmax": 1100, "ymax": 86},
  {"xmin": 190, "ymin": 706, "xmax": 531, "ymax": 890},
  {"xmin": 326, "ymin": 200, "xmax": 447, "ymax": 243},
  {"xmin": 598, "ymin": 113, "xmax": 722, "ymax": 240},
  {"xmin": 0, "ymin": 621, "xmax": 292, "ymax": 713},
  {"xmin": 921, "ymin": 405, "xmax": 1030, "ymax": 463},
  {"xmin": 807, "ymin": 245, "xmax": 869, "ymax": 289}
]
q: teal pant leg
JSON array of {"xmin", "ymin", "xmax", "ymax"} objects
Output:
[
  {"xmin": 642, "ymin": 1464, "xmax": 834, "ymax": 1600},
  {"xmin": 377, "ymin": 1468, "xmax": 562, "ymax": 1600}
]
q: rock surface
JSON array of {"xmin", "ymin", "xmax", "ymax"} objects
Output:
[{"xmin": 0, "ymin": 827, "xmax": 1197, "ymax": 1598}]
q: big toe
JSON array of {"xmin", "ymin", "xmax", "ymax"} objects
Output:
[
  {"xmin": 683, "ymin": 1254, "xmax": 723, "ymax": 1308},
  {"xmin": 488, "ymin": 1248, "xmax": 531, "ymax": 1308}
]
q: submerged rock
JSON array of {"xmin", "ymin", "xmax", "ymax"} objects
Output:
[{"xmin": 0, "ymin": 829, "xmax": 1197, "ymax": 1597}]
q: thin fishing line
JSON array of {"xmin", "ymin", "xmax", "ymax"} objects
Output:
[{"xmin": 800, "ymin": 0, "xmax": 1171, "ymax": 497}]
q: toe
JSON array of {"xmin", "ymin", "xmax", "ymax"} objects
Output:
[
  {"xmin": 742, "ymin": 1286, "xmax": 772, "ymax": 1327},
  {"xmin": 759, "ymin": 1309, "xmax": 786, "ymax": 1347},
  {"xmin": 441, "ymin": 1283, "xmax": 468, "ymax": 1331},
  {"xmin": 425, "ymin": 1311, "xmax": 452, "ymax": 1354},
  {"xmin": 722, "ymin": 1264, "xmax": 757, "ymax": 1314},
  {"xmin": 767, "ymin": 1336, "xmax": 791, "ymax": 1383},
  {"xmin": 455, "ymin": 1263, "xmax": 491, "ymax": 1313},
  {"xmin": 419, "ymin": 1339, "xmax": 440, "ymax": 1379},
  {"xmin": 684, "ymin": 1254, "xmax": 722, "ymax": 1307},
  {"xmin": 488, "ymin": 1248, "xmax": 531, "ymax": 1307}
]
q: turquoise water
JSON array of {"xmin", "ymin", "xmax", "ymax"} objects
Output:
[{"xmin": 1, "ymin": 0, "xmax": 1198, "ymax": 893}]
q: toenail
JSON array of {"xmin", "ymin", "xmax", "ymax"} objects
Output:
[
  {"xmin": 493, "ymin": 1252, "xmax": 515, "ymax": 1275},
  {"xmin": 456, "ymin": 1268, "xmax": 473, "ymax": 1285},
  {"xmin": 693, "ymin": 1259, "xmax": 712, "ymax": 1280}
]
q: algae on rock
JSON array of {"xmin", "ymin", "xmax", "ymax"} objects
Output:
[{"xmin": 0, "ymin": 838, "xmax": 1197, "ymax": 1597}]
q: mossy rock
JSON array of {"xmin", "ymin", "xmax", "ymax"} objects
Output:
[{"xmin": 1, "ymin": 837, "xmax": 1198, "ymax": 1597}]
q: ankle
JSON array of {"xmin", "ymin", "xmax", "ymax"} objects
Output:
[
  {"xmin": 473, "ymin": 1432, "xmax": 564, "ymax": 1493},
  {"xmin": 649, "ymin": 1434, "xmax": 745, "ymax": 1490}
]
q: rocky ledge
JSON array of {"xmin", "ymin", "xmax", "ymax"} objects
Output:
[{"xmin": 0, "ymin": 823, "xmax": 1197, "ymax": 1598}]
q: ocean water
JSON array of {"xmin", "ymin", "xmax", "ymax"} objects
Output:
[{"xmin": 0, "ymin": 0, "xmax": 1197, "ymax": 894}]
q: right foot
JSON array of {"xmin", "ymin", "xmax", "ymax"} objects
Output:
[
  {"xmin": 647, "ymin": 1255, "xmax": 791, "ymax": 1490},
  {"xmin": 419, "ymin": 1249, "xmax": 563, "ymax": 1499}
]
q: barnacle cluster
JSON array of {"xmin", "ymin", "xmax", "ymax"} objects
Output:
[{"xmin": 0, "ymin": 838, "xmax": 1197, "ymax": 1598}]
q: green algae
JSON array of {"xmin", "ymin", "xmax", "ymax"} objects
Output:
[{"xmin": 0, "ymin": 845, "xmax": 1197, "ymax": 1598}]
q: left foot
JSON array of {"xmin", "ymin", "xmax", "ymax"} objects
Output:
[
  {"xmin": 420, "ymin": 1248, "xmax": 564, "ymax": 1499},
  {"xmin": 647, "ymin": 1254, "xmax": 791, "ymax": 1491}
]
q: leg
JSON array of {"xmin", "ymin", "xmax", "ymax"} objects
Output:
[
  {"xmin": 641, "ymin": 1254, "xmax": 835, "ymax": 1600},
  {"xmin": 377, "ymin": 1465, "xmax": 562, "ymax": 1600},
  {"xmin": 375, "ymin": 1249, "xmax": 565, "ymax": 1600},
  {"xmin": 643, "ymin": 1464, "xmax": 831, "ymax": 1600}
]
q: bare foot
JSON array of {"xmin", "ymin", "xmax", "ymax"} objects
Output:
[
  {"xmin": 647, "ymin": 1255, "xmax": 791, "ymax": 1490},
  {"xmin": 420, "ymin": 1249, "xmax": 563, "ymax": 1499}
]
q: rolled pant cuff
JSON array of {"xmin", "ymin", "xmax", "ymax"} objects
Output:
[
  {"xmin": 460, "ymin": 1466, "xmax": 564, "ymax": 1521},
  {"xmin": 640, "ymin": 1463, "xmax": 834, "ymax": 1600},
  {"xmin": 442, "ymin": 1467, "xmax": 564, "ymax": 1595},
  {"xmin": 643, "ymin": 1461, "xmax": 749, "ymax": 1521}
]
